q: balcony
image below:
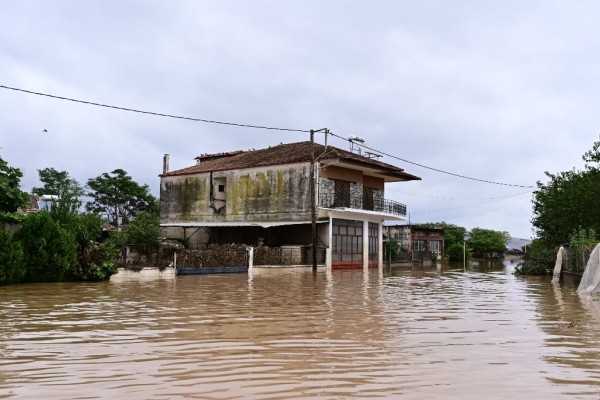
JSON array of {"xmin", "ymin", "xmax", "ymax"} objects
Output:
[{"xmin": 318, "ymin": 192, "xmax": 407, "ymax": 217}]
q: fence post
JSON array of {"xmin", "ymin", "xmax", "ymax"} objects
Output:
[{"xmin": 248, "ymin": 247, "xmax": 254, "ymax": 270}]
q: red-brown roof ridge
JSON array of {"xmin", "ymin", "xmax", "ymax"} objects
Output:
[{"xmin": 161, "ymin": 141, "xmax": 421, "ymax": 181}]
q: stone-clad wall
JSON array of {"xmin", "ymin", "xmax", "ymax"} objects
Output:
[
  {"xmin": 319, "ymin": 177, "xmax": 335, "ymax": 201},
  {"xmin": 319, "ymin": 177, "xmax": 385, "ymax": 210},
  {"xmin": 350, "ymin": 182, "xmax": 363, "ymax": 209},
  {"xmin": 373, "ymin": 188, "xmax": 384, "ymax": 207}
]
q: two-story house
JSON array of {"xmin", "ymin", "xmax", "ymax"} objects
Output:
[
  {"xmin": 159, "ymin": 141, "xmax": 420, "ymax": 269},
  {"xmin": 384, "ymin": 224, "xmax": 445, "ymax": 262}
]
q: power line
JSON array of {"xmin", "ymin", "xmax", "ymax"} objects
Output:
[
  {"xmin": 1, "ymin": 84, "xmax": 534, "ymax": 189},
  {"xmin": 0, "ymin": 84, "xmax": 310, "ymax": 133},
  {"xmin": 408, "ymin": 195, "xmax": 529, "ymax": 226},
  {"xmin": 328, "ymin": 131, "xmax": 534, "ymax": 188},
  {"xmin": 387, "ymin": 187, "xmax": 533, "ymax": 201},
  {"xmin": 444, "ymin": 195, "xmax": 529, "ymax": 224},
  {"xmin": 408, "ymin": 192, "xmax": 531, "ymax": 215}
]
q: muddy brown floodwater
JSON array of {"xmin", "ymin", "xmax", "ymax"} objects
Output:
[{"xmin": 1, "ymin": 260, "xmax": 600, "ymax": 399}]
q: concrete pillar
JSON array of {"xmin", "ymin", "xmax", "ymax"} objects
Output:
[
  {"xmin": 363, "ymin": 220, "xmax": 369, "ymax": 270},
  {"xmin": 378, "ymin": 221, "xmax": 383, "ymax": 267},
  {"xmin": 247, "ymin": 246, "xmax": 254, "ymax": 270},
  {"xmin": 327, "ymin": 217, "xmax": 333, "ymax": 271}
]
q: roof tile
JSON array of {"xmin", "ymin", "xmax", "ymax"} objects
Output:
[{"xmin": 162, "ymin": 141, "xmax": 420, "ymax": 181}]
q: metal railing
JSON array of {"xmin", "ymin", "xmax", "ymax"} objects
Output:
[{"xmin": 318, "ymin": 193, "xmax": 407, "ymax": 217}]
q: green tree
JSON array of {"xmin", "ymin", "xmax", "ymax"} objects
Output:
[
  {"xmin": 86, "ymin": 169, "xmax": 157, "ymax": 225},
  {"xmin": 0, "ymin": 155, "xmax": 28, "ymax": 213},
  {"xmin": 119, "ymin": 210, "xmax": 160, "ymax": 247},
  {"xmin": 61, "ymin": 212, "xmax": 113, "ymax": 274},
  {"xmin": 425, "ymin": 222, "xmax": 468, "ymax": 261},
  {"xmin": 531, "ymin": 168, "xmax": 600, "ymax": 246},
  {"xmin": 515, "ymin": 239, "xmax": 556, "ymax": 275},
  {"xmin": 446, "ymin": 243, "xmax": 467, "ymax": 262},
  {"xmin": 0, "ymin": 230, "xmax": 26, "ymax": 285},
  {"xmin": 521, "ymin": 136, "xmax": 600, "ymax": 274},
  {"xmin": 384, "ymin": 238, "xmax": 400, "ymax": 260},
  {"xmin": 14, "ymin": 212, "xmax": 78, "ymax": 282},
  {"xmin": 467, "ymin": 227, "xmax": 509, "ymax": 257},
  {"xmin": 532, "ymin": 136, "xmax": 600, "ymax": 246},
  {"xmin": 567, "ymin": 226, "xmax": 598, "ymax": 273},
  {"xmin": 32, "ymin": 167, "xmax": 84, "ymax": 217}
]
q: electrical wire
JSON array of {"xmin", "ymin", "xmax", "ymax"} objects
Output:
[
  {"xmin": 1, "ymin": 84, "xmax": 534, "ymax": 188},
  {"xmin": 387, "ymin": 187, "xmax": 534, "ymax": 201},
  {"xmin": 408, "ymin": 192, "xmax": 530, "ymax": 215},
  {"xmin": 408, "ymin": 195, "xmax": 529, "ymax": 226},
  {"xmin": 0, "ymin": 84, "xmax": 310, "ymax": 133},
  {"xmin": 328, "ymin": 131, "xmax": 534, "ymax": 188},
  {"xmin": 441, "ymin": 195, "xmax": 529, "ymax": 224}
]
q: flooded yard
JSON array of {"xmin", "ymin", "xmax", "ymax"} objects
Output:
[{"xmin": 1, "ymin": 260, "xmax": 599, "ymax": 399}]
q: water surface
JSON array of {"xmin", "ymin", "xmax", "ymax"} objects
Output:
[{"xmin": 1, "ymin": 260, "xmax": 599, "ymax": 399}]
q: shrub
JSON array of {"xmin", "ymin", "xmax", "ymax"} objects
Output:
[
  {"xmin": 514, "ymin": 239, "xmax": 556, "ymax": 275},
  {"xmin": 84, "ymin": 261, "xmax": 117, "ymax": 281},
  {"xmin": 0, "ymin": 230, "xmax": 26, "ymax": 285},
  {"xmin": 79, "ymin": 240, "xmax": 119, "ymax": 280},
  {"xmin": 447, "ymin": 243, "xmax": 467, "ymax": 261},
  {"xmin": 13, "ymin": 212, "xmax": 78, "ymax": 282}
]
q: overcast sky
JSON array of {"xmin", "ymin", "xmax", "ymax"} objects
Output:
[{"xmin": 2, "ymin": 0, "xmax": 600, "ymax": 240}]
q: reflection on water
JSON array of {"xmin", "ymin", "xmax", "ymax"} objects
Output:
[{"xmin": 1, "ymin": 260, "xmax": 600, "ymax": 399}]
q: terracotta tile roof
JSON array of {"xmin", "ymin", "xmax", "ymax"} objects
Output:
[{"xmin": 162, "ymin": 141, "xmax": 421, "ymax": 181}]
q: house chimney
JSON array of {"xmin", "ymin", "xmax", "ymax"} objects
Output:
[{"xmin": 163, "ymin": 154, "xmax": 170, "ymax": 174}]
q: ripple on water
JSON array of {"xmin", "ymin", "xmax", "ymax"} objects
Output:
[{"xmin": 1, "ymin": 265, "xmax": 600, "ymax": 399}]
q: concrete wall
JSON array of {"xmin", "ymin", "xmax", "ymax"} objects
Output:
[
  {"xmin": 319, "ymin": 166, "xmax": 384, "ymax": 190},
  {"xmin": 319, "ymin": 165, "xmax": 363, "ymax": 183},
  {"xmin": 160, "ymin": 162, "xmax": 313, "ymax": 224}
]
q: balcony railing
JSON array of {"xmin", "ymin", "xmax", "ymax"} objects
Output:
[{"xmin": 318, "ymin": 193, "xmax": 407, "ymax": 217}]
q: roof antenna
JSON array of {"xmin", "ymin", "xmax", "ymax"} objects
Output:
[{"xmin": 348, "ymin": 135, "xmax": 364, "ymax": 154}]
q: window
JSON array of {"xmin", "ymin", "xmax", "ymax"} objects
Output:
[
  {"xmin": 363, "ymin": 187, "xmax": 374, "ymax": 211},
  {"xmin": 214, "ymin": 177, "xmax": 226, "ymax": 200},
  {"xmin": 413, "ymin": 240, "xmax": 426, "ymax": 251},
  {"xmin": 429, "ymin": 240, "xmax": 442, "ymax": 256},
  {"xmin": 334, "ymin": 180, "xmax": 351, "ymax": 208},
  {"xmin": 332, "ymin": 219, "xmax": 363, "ymax": 265},
  {"xmin": 368, "ymin": 222, "xmax": 378, "ymax": 262}
]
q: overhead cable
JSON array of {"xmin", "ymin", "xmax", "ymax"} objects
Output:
[
  {"xmin": 408, "ymin": 192, "xmax": 531, "ymax": 214},
  {"xmin": 387, "ymin": 188, "xmax": 534, "ymax": 201},
  {"xmin": 0, "ymin": 84, "xmax": 310, "ymax": 133},
  {"xmin": 328, "ymin": 131, "xmax": 534, "ymax": 188},
  {"xmin": 409, "ymin": 195, "xmax": 529, "ymax": 226},
  {"xmin": 1, "ymin": 84, "xmax": 534, "ymax": 188},
  {"xmin": 442, "ymin": 195, "xmax": 529, "ymax": 224}
]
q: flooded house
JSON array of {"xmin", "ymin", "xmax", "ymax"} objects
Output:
[
  {"xmin": 383, "ymin": 224, "xmax": 445, "ymax": 264},
  {"xmin": 159, "ymin": 141, "xmax": 420, "ymax": 269}
]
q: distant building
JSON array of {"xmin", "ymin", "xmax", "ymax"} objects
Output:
[
  {"xmin": 384, "ymin": 224, "xmax": 445, "ymax": 262},
  {"xmin": 159, "ymin": 141, "xmax": 421, "ymax": 269},
  {"xmin": 3, "ymin": 194, "xmax": 44, "ymax": 233}
]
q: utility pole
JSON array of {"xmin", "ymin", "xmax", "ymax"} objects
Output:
[
  {"xmin": 310, "ymin": 129, "xmax": 317, "ymax": 271},
  {"xmin": 310, "ymin": 128, "xmax": 329, "ymax": 271}
]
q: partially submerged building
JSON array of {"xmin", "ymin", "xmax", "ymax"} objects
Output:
[
  {"xmin": 384, "ymin": 224, "xmax": 445, "ymax": 262},
  {"xmin": 160, "ymin": 141, "xmax": 420, "ymax": 269}
]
